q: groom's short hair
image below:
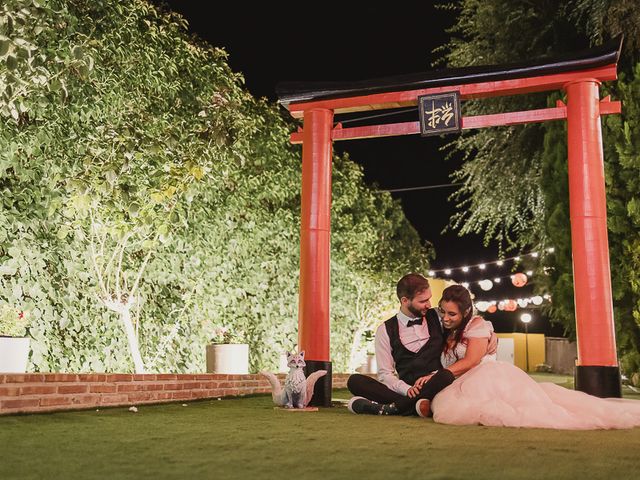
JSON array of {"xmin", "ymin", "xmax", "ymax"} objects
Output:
[{"xmin": 397, "ymin": 273, "xmax": 430, "ymax": 300}]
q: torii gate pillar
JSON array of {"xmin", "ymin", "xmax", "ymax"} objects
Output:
[
  {"xmin": 299, "ymin": 108, "xmax": 334, "ymax": 406},
  {"xmin": 566, "ymin": 80, "xmax": 621, "ymax": 397}
]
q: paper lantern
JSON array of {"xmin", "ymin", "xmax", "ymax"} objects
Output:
[
  {"xmin": 517, "ymin": 298, "xmax": 529, "ymax": 308},
  {"xmin": 511, "ymin": 273, "xmax": 528, "ymax": 287},
  {"xmin": 531, "ymin": 295, "xmax": 543, "ymax": 305},
  {"xmin": 504, "ymin": 299, "xmax": 518, "ymax": 311},
  {"xmin": 487, "ymin": 304, "xmax": 497, "ymax": 313},
  {"xmin": 479, "ymin": 279, "xmax": 493, "ymax": 291}
]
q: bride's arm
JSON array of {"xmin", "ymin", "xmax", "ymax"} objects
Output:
[{"xmin": 444, "ymin": 337, "xmax": 489, "ymax": 377}]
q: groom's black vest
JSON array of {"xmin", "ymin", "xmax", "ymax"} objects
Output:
[{"xmin": 384, "ymin": 308, "xmax": 444, "ymax": 386}]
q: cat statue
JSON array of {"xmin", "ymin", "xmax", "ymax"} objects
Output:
[{"xmin": 260, "ymin": 351, "xmax": 327, "ymax": 408}]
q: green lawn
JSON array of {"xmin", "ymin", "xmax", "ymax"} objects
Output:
[{"xmin": 1, "ymin": 378, "xmax": 639, "ymax": 480}]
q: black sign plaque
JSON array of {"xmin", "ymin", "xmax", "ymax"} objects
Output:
[{"xmin": 418, "ymin": 92, "xmax": 462, "ymax": 137}]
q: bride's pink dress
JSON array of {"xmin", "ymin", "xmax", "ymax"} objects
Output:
[{"xmin": 431, "ymin": 317, "xmax": 640, "ymax": 430}]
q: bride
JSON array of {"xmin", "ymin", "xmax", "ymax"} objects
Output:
[{"xmin": 424, "ymin": 284, "xmax": 640, "ymax": 430}]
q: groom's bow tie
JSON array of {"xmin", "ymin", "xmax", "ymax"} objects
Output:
[{"xmin": 407, "ymin": 318, "xmax": 423, "ymax": 327}]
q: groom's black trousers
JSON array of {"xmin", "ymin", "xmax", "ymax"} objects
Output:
[{"xmin": 347, "ymin": 369, "xmax": 455, "ymax": 415}]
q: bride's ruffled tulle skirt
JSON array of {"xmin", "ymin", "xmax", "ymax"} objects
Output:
[{"xmin": 431, "ymin": 361, "xmax": 640, "ymax": 430}]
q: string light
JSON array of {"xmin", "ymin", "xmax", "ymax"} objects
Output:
[
  {"xmin": 428, "ymin": 249, "xmax": 554, "ymax": 276},
  {"xmin": 475, "ymin": 295, "xmax": 551, "ymax": 313},
  {"xmin": 438, "ymin": 271, "xmax": 534, "ymax": 290}
]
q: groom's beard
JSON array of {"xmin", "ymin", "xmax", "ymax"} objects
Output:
[{"xmin": 407, "ymin": 303, "xmax": 427, "ymax": 318}]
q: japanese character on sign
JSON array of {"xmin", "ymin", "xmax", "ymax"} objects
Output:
[{"xmin": 418, "ymin": 92, "xmax": 461, "ymax": 136}]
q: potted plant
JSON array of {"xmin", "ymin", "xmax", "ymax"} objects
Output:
[
  {"xmin": 0, "ymin": 304, "xmax": 31, "ymax": 373},
  {"xmin": 355, "ymin": 330, "xmax": 377, "ymax": 374},
  {"xmin": 205, "ymin": 326, "xmax": 249, "ymax": 374}
]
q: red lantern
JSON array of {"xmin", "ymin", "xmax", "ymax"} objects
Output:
[
  {"xmin": 511, "ymin": 273, "xmax": 528, "ymax": 287},
  {"xmin": 504, "ymin": 299, "xmax": 518, "ymax": 311},
  {"xmin": 487, "ymin": 304, "xmax": 497, "ymax": 313}
]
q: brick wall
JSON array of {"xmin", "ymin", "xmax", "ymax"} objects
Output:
[{"xmin": 0, "ymin": 373, "xmax": 352, "ymax": 415}]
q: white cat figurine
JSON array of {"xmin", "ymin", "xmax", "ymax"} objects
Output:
[{"xmin": 260, "ymin": 351, "xmax": 327, "ymax": 408}]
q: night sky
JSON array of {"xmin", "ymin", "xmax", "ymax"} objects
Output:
[{"xmin": 148, "ymin": 1, "xmax": 562, "ymax": 336}]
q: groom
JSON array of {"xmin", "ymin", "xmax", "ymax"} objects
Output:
[{"xmin": 347, "ymin": 273, "xmax": 458, "ymax": 417}]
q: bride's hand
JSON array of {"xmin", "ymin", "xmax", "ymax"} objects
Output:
[
  {"xmin": 414, "ymin": 374, "xmax": 434, "ymax": 389},
  {"xmin": 407, "ymin": 386, "xmax": 421, "ymax": 398}
]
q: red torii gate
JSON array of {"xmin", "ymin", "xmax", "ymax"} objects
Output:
[{"xmin": 277, "ymin": 39, "xmax": 623, "ymax": 406}]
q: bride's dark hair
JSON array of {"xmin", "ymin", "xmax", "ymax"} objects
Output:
[{"xmin": 440, "ymin": 285, "xmax": 474, "ymax": 357}]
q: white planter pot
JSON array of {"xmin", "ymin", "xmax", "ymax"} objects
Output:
[
  {"xmin": 0, "ymin": 336, "xmax": 30, "ymax": 373},
  {"xmin": 356, "ymin": 354, "xmax": 377, "ymax": 374},
  {"xmin": 206, "ymin": 344, "xmax": 249, "ymax": 374}
]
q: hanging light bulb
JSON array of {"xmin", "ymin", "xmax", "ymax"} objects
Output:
[
  {"xmin": 494, "ymin": 278, "xmax": 501, "ymax": 283},
  {"xmin": 476, "ymin": 301, "xmax": 490, "ymax": 312},
  {"xmin": 497, "ymin": 260, "xmax": 504, "ymax": 266},
  {"xmin": 462, "ymin": 266, "xmax": 469, "ymax": 272},
  {"xmin": 526, "ymin": 270, "xmax": 533, "ymax": 276},
  {"xmin": 444, "ymin": 269, "xmax": 452, "ymax": 275},
  {"xmin": 479, "ymin": 264, "xmax": 486, "ymax": 270},
  {"xmin": 514, "ymin": 256, "xmax": 521, "ymax": 262},
  {"xmin": 531, "ymin": 252, "xmax": 539, "ymax": 258},
  {"xmin": 428, "ymin": 270, "xmax": 435, "ymax": 276},
  {"xmin": 547, "ymin": 247, "xmax": 555, "ymax": 253}
]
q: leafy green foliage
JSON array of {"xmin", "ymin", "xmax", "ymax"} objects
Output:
[
  {"xmin": 0, "ymin": 0, "xmax": 430, "ymax": 373},
  {"xmin": 603, "ymin": 66, "xmax": 640, "ymax": 372},
  {"xmin": 538, "ymin": 107, "xmax": 575, "ymax": 339},
  {"xmin": 438, "ymin": 0, "xmax": 586, "ymax": 250}
]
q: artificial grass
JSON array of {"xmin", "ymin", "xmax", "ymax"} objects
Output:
[{"xmin": 1, "ymin": 383, "xmax": 640, "ymax": 480}]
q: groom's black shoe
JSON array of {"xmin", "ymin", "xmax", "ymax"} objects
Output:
[
  {"xmin": 348, "ymin": 397, "xmax": 400, "ymax": 415},
  {"xmin": 348, "ymin": 396, "xmax": 382, "ymax": 414},
  {"xmin": 380, "ymin": 402, "xmax": 401, "ymax": 415}
]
